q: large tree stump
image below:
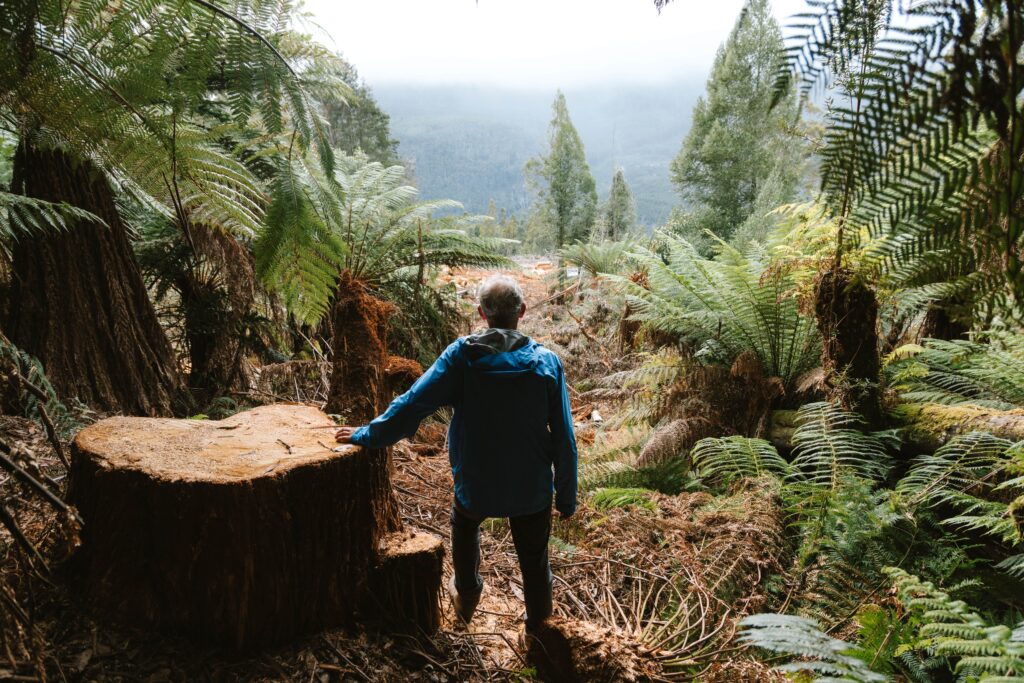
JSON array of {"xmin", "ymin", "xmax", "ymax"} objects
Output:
[{"xmin": 69, "ymin": 404, "xmax": 440, "ymax": 649}]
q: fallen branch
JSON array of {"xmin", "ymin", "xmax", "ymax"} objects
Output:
[
  {"xmin": 7, "ymin": 370, "xmax": 69, "ymax": 470},
  {"xmin": 0, "ymin": 504, "xmax": 49, "ymax": 575},
  {"xmin": 0, "ymin": 439, "xmax": 80, "ymax": 523}
]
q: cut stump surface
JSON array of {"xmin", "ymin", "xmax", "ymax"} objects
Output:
[
  {"xmin": 74, "ymin": 404, "xmax": 350, "ymax": 482},
  {"xmin": 69, "ymin": 404, "xmax": 438, "ymax": 650}
]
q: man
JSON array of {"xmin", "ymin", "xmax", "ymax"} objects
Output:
[{"xmin": 336, "ymin": 274, "xmax": 578, "ymax": 635}]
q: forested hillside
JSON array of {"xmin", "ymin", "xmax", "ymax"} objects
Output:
[{"xmin": 377, "ymin": 82, "xmax": 702, "ymax": 226}]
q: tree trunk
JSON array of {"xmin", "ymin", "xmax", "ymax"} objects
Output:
[
  {"xmin": 814, "ymin": 266, "xmax": 883, "ymax": 425},
  {"xmin": 325, "ymin": 272, "xmax": 398, "ymax": 423},
  {"xmin": 4, "ymin": 140, "xmax": 181, "ymax": 415},
  {"xmin": 69, "ymin": 404, "xmax": 436, "ymax": 649},
  {"xmin": 919, "ymin": 301, "xmax": 971, "ymax": 341},
  {"xmin": 181, "ymin": 224, "xmax": 256, "ymax": 399}
]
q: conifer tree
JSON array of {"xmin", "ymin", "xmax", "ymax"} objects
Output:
[
  {"xmin": 603, "ymin": 168, "xmax": 637, "ymax": 241},
  {"xmin": 669, "ymin": 0, "xmax": 806, "ymax": 244},
  {"xmin": 526, "ymin": 91, "xmax": 597, "ymax": 255}
]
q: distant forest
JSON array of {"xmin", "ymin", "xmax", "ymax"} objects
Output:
[{"xmin": 376, "ymin": 82, "xmax": 703, "ymax": 227}]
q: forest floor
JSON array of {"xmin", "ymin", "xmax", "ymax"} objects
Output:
[{"xmin": 0, "ymin": 262, "xmax": 781, "ymax": 682}]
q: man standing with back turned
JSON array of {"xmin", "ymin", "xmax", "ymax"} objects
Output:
[{"xmin": 335, "ymin": 274, "xmax": 578, "ymax": 637}]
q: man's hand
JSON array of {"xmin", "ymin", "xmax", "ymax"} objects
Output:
[{"xmin": 335, "ymin": 427, "xmax": 356, "ymax": 444}]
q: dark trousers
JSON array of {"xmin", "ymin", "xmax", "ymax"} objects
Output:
[{"xmin": 450, "ymin": 503, "xmax": 553, "ymax": 628}]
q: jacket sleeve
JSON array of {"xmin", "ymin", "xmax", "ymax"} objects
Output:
[
  {"xmin": 350, "ymin": 340, "xmax": 462, "ymax": 449},
  {"xmin": 549, "ymin": 356, "xmax": 578, "ymax": 517}
]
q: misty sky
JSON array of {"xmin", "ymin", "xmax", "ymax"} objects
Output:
[{"xmin": 301, "ymin": 0, "xmax": 808, "ymax": 89}]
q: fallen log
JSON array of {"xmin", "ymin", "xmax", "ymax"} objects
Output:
[
  {"xmin": 69, "ymin": 404, "xmax": 441, "ymax": 649},
  {"xmin": 768, "ymin": 403, "xmax": 1024, "ymax": 453},
  {"xmin": 890, "ymin": 403, "xmax": 1024, "ymax": 452}
]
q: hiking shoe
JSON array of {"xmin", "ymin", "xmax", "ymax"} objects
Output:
[{"xmin": 447, "ymin": 574, "xmax": 482, "ymax": 625}]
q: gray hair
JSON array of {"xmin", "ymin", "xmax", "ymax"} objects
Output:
[{"xmin": 477, "ymin": 275, "xmax": 524, "ymax": 322}]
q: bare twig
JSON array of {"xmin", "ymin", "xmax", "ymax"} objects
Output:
[{"xmin": 0, "ymin": 439, "xmax": 80, "ymax": 523}]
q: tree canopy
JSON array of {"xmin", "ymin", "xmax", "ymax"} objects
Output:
[{"xmin": 669, "ymin": 0, "xmax": 809, "ymax": 245}]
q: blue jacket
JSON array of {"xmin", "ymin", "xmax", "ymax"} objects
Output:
[{"xmin": 351, "ymin": 329, "xmax": 578, "ymax": 518}]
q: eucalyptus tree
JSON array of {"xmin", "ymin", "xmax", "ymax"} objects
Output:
[
  {"xmin": 0, "ymin": 0, "xmax": 339, "ymax": 414},
  {"xmin": 323, "ymin": 58, "xmax": 401, "ymax": 167}
]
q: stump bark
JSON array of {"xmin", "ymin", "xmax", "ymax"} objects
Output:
[{"xmin": 69, "ymin": 404, "xmax": 439, "ymax": 649}]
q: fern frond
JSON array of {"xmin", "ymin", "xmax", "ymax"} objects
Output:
[
  {"xmin": 691, "ymin": 436, "xmax": 792, "ymax": 490},
  {"xmin": 897, "ymin": 433, "xmax": 1023, "ymax": 546},
  {"xmin": 789, "ymin": 401, "xmax": 892, "ymax": 488},
  {"xmin": 887, "ymin": 568, "xmax": 1024, "ymax": 680},
  {"xmin": 739, "ymin": 613, "xmax": 887, "ymax": 682},
  {"xmin": 0, "ymin": 190, "xmax": 106, "ymax": 240},
  {"xmin": 591, "ymin": 487, "xmax": 657, "ymax": 512},
  {"xmin": 887, "ymin": 337, "xmax": 1024, "ymax": 410}
]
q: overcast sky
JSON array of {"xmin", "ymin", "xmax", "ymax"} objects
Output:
[{"xmin": 301, "ymin": 0, "xmax": 808, "ymax": 89}]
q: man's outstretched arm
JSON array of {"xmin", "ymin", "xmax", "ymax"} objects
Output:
[
  {"xmin": 337, "ymin": 341, "xmax": 462, "ymax": 448},
  {"xmin": 549, "ymin": 357, "xmax": 578, "ymax": 518}
]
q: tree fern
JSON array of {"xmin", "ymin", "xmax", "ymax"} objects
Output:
[
  {"xmin": 611, "ymin": 231, "xmax": 820, "ymax": 391},
  {"xmin": 559, "ymin": 238, "xmax": 637, "ymax": 279},
  {"xmin": 1, "ymin": 0, "xmax": 345, "ymax": 256},
  {"xmin": 769, "ymin": 0, "xmax": 1024, "ymax": 320}
]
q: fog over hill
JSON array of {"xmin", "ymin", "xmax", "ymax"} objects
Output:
[{"xmin": 375, "ymin": 81, "xmax": 704, "ymax": 227}]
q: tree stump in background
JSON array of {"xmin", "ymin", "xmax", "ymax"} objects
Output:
[{"xmin": 69, "ymin": 404, "xmax": 440, "ymax": 650}]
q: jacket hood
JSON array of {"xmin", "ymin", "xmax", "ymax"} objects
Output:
[
  {"xmin": 463, "ymin": 329, "xmax": 546, "ymax": 372},
  {"xmin": 463, "ymin": 328, "xmax": 529, "ymax": 357}
]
